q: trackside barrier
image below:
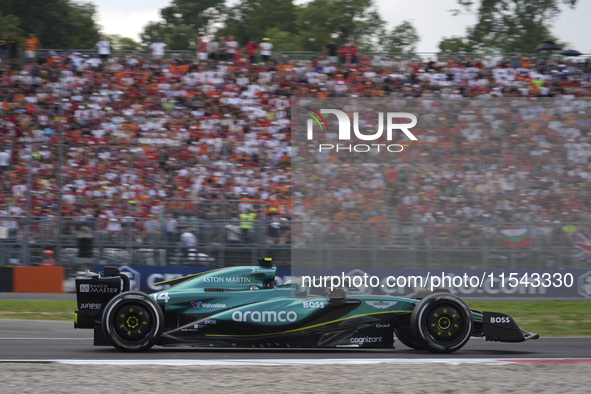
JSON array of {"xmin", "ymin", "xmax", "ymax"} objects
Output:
[
  {"xmin": 12, "ymin": 267, "xmax": 65, "ymax": 293},
  {"xmin": 0, "ymin": 267, "xmax": 13, "ymax": 292},
  {"xmin": 3, "ymin": 217, "xmax": 589, "ymax": 269}
]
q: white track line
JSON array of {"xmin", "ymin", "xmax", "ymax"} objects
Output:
[
  {"xmin": 2, "ymin": 358, "xmax": 590, "ymax": 365},
  {"xmin": 0, "ymin": 359, "xmax": 549, "ymax": 366}
]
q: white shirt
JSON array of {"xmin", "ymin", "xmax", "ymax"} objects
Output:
[
  {"xmin": 96, "ymin": 41, "xmax": 111, "ymax": 55},
  {"xmin": 87, "ymin": 58, "xmax": 102, "ymax": 67},
  {"xmin": 226, "ymin": 40, "xmax": 239, "ymax": 54},
  {"xmin": 260, "ymin": 42, "xmax": 273, "ymax": 56},
  {"xmin": 207, "ymin": 41, "xmax": 219, "ymax": 53},
  {"xmin": 181, "ymin": 231, "xmax": 197, "ymax": 246},
  {"xmin": 150, "ymin": 42, "xmax": 168, "ymax": 56},
  {"xmin": 225, "ymin": 224, "xmax": 241, "ymax": 241},
  {"xmin": 0, "ymin": 151, "xmax": 10, "ymax": 166}
]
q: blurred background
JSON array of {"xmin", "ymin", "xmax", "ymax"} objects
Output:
[{"xmin": 0, "ymin": 0, "xmax": 590, "ymax": 278}]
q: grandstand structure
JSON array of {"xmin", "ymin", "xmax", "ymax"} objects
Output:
[{"xmin": 1, "ymin": 50, "xmax": 590, "ymax": 271}]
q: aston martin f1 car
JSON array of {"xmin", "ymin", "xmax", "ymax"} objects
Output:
[{"xmin": 74, "ymin": 258, "xmax": 539, "ymax": 353}]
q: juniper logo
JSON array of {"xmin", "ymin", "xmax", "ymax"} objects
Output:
[{"xmin": 303, "ymin": 108, "xmax": 418, "ymax": 152}]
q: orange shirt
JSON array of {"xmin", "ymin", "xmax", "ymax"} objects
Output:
[{"xmin": 25, "ymin": 38, "xmax": 40, "ymax": 51}]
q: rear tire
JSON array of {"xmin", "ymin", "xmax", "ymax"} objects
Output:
[
  {"xmin": 101, "ymin": 291, "xmax": 164, "ymax": 352},
  {"xmin": 410, "ymin": 293, "xmax": 472, "ymax": 354}
]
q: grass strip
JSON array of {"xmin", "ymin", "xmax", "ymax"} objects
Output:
[{"xmin": 0, "ymin": 300, "xmax": 77, "ymax": 321}]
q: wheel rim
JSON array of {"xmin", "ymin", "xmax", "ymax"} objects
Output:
[
  {"xmin": 425, "ymin": 305, "xmax": 463, "ymax": 342},
  {"xmin": 114, "ymin": 304, "xmax": 151, "ymax": 341}
]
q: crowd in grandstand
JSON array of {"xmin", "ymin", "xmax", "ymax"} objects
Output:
[{"xmin": 1, "ymin": 37, "xmax": 591, "ymax": 249}]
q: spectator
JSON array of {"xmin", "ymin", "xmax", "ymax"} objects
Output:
[
  {"xmin": 0, "ymin": 149, "xmax": 10, "ymax": 176},
  {"xmin": 246, "ymin": 40, "xmax": 259, "ymax": 64},
  {"xmin": 94, "ymin": 36, "xmax": 111, "ymax": 60},
  {"xmin": 226, "ymin": 36, "xmax": 238, "ymax": 61},
  {"xmin": 149, "ymin": 38, "xmax": 168, "ymax": 62},
  {"xmin": 240, "ymin": 209, "xmax": 256, "ymax": 243},
  {"xmin": 279, "ymin": 217, "xmax": 291, "ymax": 245},
  {"xmin": 180, "ymin": 227, "xmax": 198, "ymax": 263},
  {"xmin": 217, "ymin": 36, "xmax": 226, "ymax": 60},
  {"xmin": 266, "ymin": 212, "xmax": 281, "ymax": 244},
  {"xmin": 166, "ymin": 214, "xmax": 178, "ymax": 243},
  {"xmin": 40, "ymin": 209, "xmax": 57, "ymax": 243},
  {"xmin": 326, "ymin": 39, "xmax": 338, "ymax": 64},
  {"xmin": 259, "ymin": 38, "xmax": 273, "ymax": 62},
  {"xmin": 196, "ymin": 35, "xmax": 208, "ymax": 63},
  {"xmin": 339, "ymin": 42, "xmax": 350, "ymax": 65},
  {"xmin": 24, "ymin": 33, "xmax": 41, "ymax": 62},
  {"xmin": 41, "ymin": 250, "xmax": 56, "ymax": 266},
  {"xmin": 207, "ymin": 37, "xmax": 219, "ymax": 61},
  {"xmin": 144, "ymin": 215, "xmax": 161, "ymax": 243},
  {"xmin": 180, "ymin": 227, "xmax": 197, "ymax": 247},
  {"xmin": 106, "ymin": 218, "xmax": 122, "ymax": 241},
  {"xmin": 349, "ymin": 39, "xmax": 359, "ymax": 64},
  {"xmin": 225, "ymin": 218, "xmax": 242, "ymax": 244},
  {"xmin": 7, "ymin": 34, "xmax": 19, "ymax": 63},
  {"xmin": 0, "ymin": 33, "xmax": 7, "ymax": 65}
]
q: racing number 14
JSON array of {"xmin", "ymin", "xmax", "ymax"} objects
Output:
[{"xmin": 151, "ymin": 292, "xmax": 170, "ymax": 303}]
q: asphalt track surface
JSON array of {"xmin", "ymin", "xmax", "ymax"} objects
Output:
[{"xmin": 1, "ymin": 319, "xmax": 590, "ymax": 361}]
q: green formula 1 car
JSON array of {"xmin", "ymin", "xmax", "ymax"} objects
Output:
[{"xmin": 74, "ymin": 258, "xmax": 539, "ymax": 353}]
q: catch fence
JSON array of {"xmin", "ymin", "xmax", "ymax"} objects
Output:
[{"xmin": 1, "ymin": 216, "xmax": 588, "ymax": 271}]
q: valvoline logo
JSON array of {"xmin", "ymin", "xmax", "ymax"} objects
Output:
[{"xmin": 190, "ymin": 301, "xmax": 228, "ymax": 308}]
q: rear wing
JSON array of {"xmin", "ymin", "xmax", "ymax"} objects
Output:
[{"xmin": 74, "ymin": 266, "xmax": 130, "ymax": 329}]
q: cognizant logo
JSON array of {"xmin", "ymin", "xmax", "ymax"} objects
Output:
[
  {"xmin": 232, "ymin": 310, "xmax": 298, "ymax": 323},
  {"xmin": 350, "ymin": 336, "xmax": 383, "ymax": 344},
  {"xmin": 303, "ymin": 108, "xmax": 418, "ymax": 153}
]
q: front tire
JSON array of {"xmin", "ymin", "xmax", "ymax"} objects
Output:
[
  {"xmin": 101, "ymin": 291, "xmax": 164, "ymax": 352},
  {"xmin": 410, "ymin": 293, "xmax": 473, "ymax": 354}
]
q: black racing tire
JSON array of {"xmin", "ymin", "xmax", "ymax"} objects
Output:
[
  {"xmin": 410, "ymin": 293, "xmax": 473, "ymax": 354},
  {"xmin": 394, "ymin": 328, "xmax": 423, "ymax": 350},
  {"xmin": 101, "ymin": 291, "xmax": 164, "ymax": 352}
]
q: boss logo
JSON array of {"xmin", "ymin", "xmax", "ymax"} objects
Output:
[
  {"xmin": 490, "ymin": 316, "xmax": 511, "ymax": 324},
  {"xmin": 302, "ymin": 301, "xmax": 325, "ymax": 309}
]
